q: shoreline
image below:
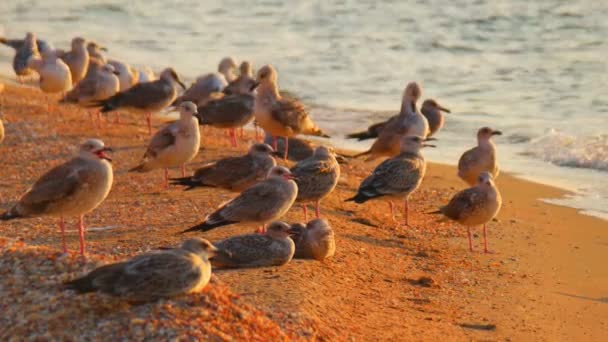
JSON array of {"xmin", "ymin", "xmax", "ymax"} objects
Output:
[{"xmin": 1, "ymin": 82, "xmax": 607, "ymax": 340}]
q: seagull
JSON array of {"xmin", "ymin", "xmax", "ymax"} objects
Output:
[
  {"xmin": 27, "ymin": 49, "xmax": 73, "ymax": 96},
  {"xmin": 0, "ymin": 32, "xmax": 41, "ymax": 81},
  {"xmin": 65, "ymin": 238, "xmax": 221, "ymax": 301},
  {"xmin": 129, "ymin": 101, "xmax": 200, "ymax": 187},
  {"xmin": 195, "ymin": 90, "xmax": 256, "ymax": 147},
  {"xmin": 172, "ymin": 57, "xmax": 237, "ymax": 107},
  {"xmin": 428, "ymin": 172, "xmax": 502, "ymax": 253},
  {"xmin": 421, "ymin": 99, "xmax": 450, "ymax": 137},
  {"xmin": 354, "ymin": 82, "xmax": 429, "ymax": 161},
  {"xmin": 289, "ymin": 218, "xmax": 336, "ymax": 261},
  {"xmin": 170, "ymin": 143, "xmax": 276, "ymax": 192},
  {"xmin": 346, "ymin": 98, "xmax": 449, "ymax": 140},
  {"xmin": 210, "ymin": 221, "xmax": 295, "ymax": 268},
  {"xmin": 181, "ymin": 166, "xmax": 298, "ymax": 233},
  {"xmin": 91, "ymin": 67, "xmax": 186, "ymax": 134},
  {"xmin": 290, "ymin": 146, "xmax": 340, "ymax": 220},
  {"xmin": 107, "ymin": 59, "xmax": 138, "ymax": 91},
  {"xmin": 0, "ymin": 139, "xmax": 113, "ymax": 256},
  {"xmin": 458, "ymin": 127, "xmax": 501, "ymax": 186},
  {"xmin": 57, "ymin": 37, "xmax": 89, "ymax": 85},
  {"xmin": 223, "ymin": 60, "xmax": 254, "ymax": 95},
  {"xmin": 254, "ymin": 65, "xmax": 329, "ymax": 160},
  {"xmin": 264, "ymin": 133, "xmax": 315, "ymax": 162},
  {"xmin": 86, "ymin": 41, "xmax": 107, "ymax": 63},
  {"xmin": 346, "ymin": 135, "xmax": 432, "ymax": 226}
]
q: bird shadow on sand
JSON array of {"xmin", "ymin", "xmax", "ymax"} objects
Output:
[
  {"xmin": 556, "ymin": 292, "xmax": 608, "ymax": 303},
  {"xmin": 342, "ymin": 233, "xmax": 409, "ymax": 250}
]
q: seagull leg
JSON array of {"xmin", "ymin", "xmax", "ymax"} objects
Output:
[
  {"xmin": 230, "ymin": 128, "xmax": 237, "ymax": 147},
  {"xmin": 114, "ymin": 111, "xmax": 121, "ymax": 124},
  {"xmin": 315, "ymin": 200, "xmax": 321, "ymax": 218},
  {"xmin": 283, "ymin": 136, "xmax": 289, "ymax": 160},
  {"xmin": 146, "ymin": 112, "xmax": 152, "ymax": 135},
  {"xmin": 255, "ymin": 127, "xmax": 260, "ymax": 141},
  {"xmin": 483, "ymin": 224, "xmax": 491, "ymax": 253},
  {"xmin": 78, "ymin": 215, "xmax": 86, "ymax": 257},
  {"xmin": 181, "ymin": 164, "xmax": 186, "ymax": 177},
  {"xmin": 239, "ymin": 127, "xmax": 244, "ymax": 139},
  {"xmin": 164, "ymin": 168, "xmax": 169, "ymax": 188},
  {"xmin": 255, "ymin": 224, "xmax": 267, "ymax": 234},
  {"xmin": 59, "ymin": 217, "xmax": 67, "ymax": 254},
  {"xmin": 272, "ymin": 136, "xmax": 278, "ymax": 151},
  {"xmin": 388, "ymin": 201, "xmax": 397, "ymax": 223},
  {"xmin": 403, "ymin": 199, "xmax": 409, "ymax": 226},
  {"xmin": 303, "ymin": 204, "xmax": 308, "ymax": 221},
  {"xmin": 467, "ymin": 226, "xmax": 474, "ymax": 252},
  {"xmin": 96, "ymin": 111, "xmax": 102, "ymax": 128}
]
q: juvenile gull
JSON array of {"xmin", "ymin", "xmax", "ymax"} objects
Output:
[
  {"xmin": 27, "ymin": 49, "xmax": 73, "ymax": 95},
  {"xmin": 458, "ymin": 127, "xmax": 501, "ymax": 186},
  {"xmin": 195, "ymin": 91, "xmax": 256, "ymax": 147},
  {"xmin": 172, "ymin": 57, "xmax": 237, "ymax": 106},
  {"xmin": 354, "ymin": 82, "xmax": 429, "ymax": 161},
  {"xmin": 346, "ymin": 136, "xmax": 432, "ymax": 226},
  {"xmin": 346, "ymin": 98, "xmax": 449, "ymax": 140},
  {"xmin": 421, "ymin": 99, "xmax": 451, "ymax": 137},
  {"xmin": 0, "ymin": 32, "xmax": 40, "ymax": 81},
  {"xmin": 57, "ymin": 37, "xmax": 89, "ymax": 85},
  {"xmin": 254, "ymin": 64, "xmax": 329, "ymax": 159},
  {"xmin": 429, "ymin": 172, "xmax": 502, "ymax": 253},
  {"xmin": 182, "ymin": 166, "xmax": 298, "ymax": 233},
  {"xmin": 291, "ymin": 146, "xmax": 340, "ymax": 220},
  {"xmin": 129, "ymin": 101, "xmax": 200, "ymax": 187},
  {"xmin": 0, "ymin": 139, "xmax": 113, "ymax": 256},
  {"xmin": 210, "ymin": 221, "xmax": 295, "ymax": 268},
  {"xmin": 289, "ymin": 218, "xmax": 336, "ymax": 261},
  {"xmin": 171, "ymin": 143, "xmax": 276, "ymax": 192},
  {"xmin": 92, "ymin": 67, "xmax": 186, "ymax": 134},
  {"xmin": 65, "ymin": 238, "xmax": 220, "ymax": 301},
  {"xmin": 61, "ymin": 64, "xmax": 120, "ymax": 106}
]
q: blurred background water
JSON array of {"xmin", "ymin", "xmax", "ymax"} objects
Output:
[{"xmin": 1, "ymin": 0, "xmax": 607, "ymax": 219}]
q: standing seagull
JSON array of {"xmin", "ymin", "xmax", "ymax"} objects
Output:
[
  {"xmin": 172, "ymin": 57, "xmax": 237, "ymax": 107},
  {"xmin": 210, "ymin": 221, "xmax": 295, "ymax": 268},
  {"xmin": 171, "ymin": 143, "xmax": 276, "ymax": 192},
  {"xmin": 129, "ymin": 101, "xmax": 200, "ymax": 187},
  {"xmin": 346, "ymin": 136, "xmax": 432, "ymax": 226},
  {"xmin": 458, "ymin": 127, "xmax": 502, "ymax": 186},
  {"xmin": 65, "ymin": 238, "xmax": 220, "ymax": 302},
  {"xmin": 0, "ymin": 139, "xmax": 113, "ymax": 256},
  {"xmin": 27, "ymin": 49, "xmax": 73, "ymax": 100},
  {"xmin": 355, "ymin": 82, "xmax": 429, "ymax": 161},
  {"xmin": 429, "ymin": 172, "xmax": 502, "ymax": 253},
  {"xmin": 253, "ymin": 65, "xmax": 329, "ymax": 160},
  {"xmin": 291, "ymin": 146, "xmax": 340, "ymax": 220},
  {"xmin": 289, "ymin": 218, "xmax": 336, "ymax": 261},
  {"xmin": 91, "ymin": 67, "xmax": 186, "ymax": 134},
  {"xmin": 182, "ymin": 166, "xmax": 298, "ymax": 233},
  {"xmin": 1, "ymin": 32, "xmax": 39, "ymax": 81},
  {"xmin": 421, "ymin": 99, "xmax": 451, "ymax": 137},
  {"xmin": 57, "ymin": 37, "xmax": 89, "ymax": 85}
]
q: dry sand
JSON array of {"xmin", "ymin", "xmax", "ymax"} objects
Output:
[{"xmin": 0, "ymin": 82, "xmax": 607, "ymax": 340}]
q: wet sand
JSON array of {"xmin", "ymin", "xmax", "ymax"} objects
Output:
[{"xmin": 1, "ymin": 81, "xmax": 607, "ymax": 340}]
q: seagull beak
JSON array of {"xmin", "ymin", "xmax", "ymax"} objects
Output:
[
  {"xmin": 113, "ymin": 70, "xmax": 120, "ymax": 75},
  {"xmin": 438, "ymin": 105, "xmax": 451, "ymax": 113},
  {"xmin": 422, "ymin": 144, "xmax": 436, "ymax": 148},
  {"xmin": 100, "ymin": 46, "xmax": 108, "ymax": 52},
  {"xmin": 284, "ymin": 174, "xmax": 297, "ymax": 181},
  {"xmin": 250, "ymin": 81, "xmax": 260, "ymax": 91},
  {"xmin": 424, "ymin": 137, "xmax": 437, "ymax": 142},
  {"xmin": 177, "ymin": 80, "xmax": 186, "ymax": 90},
  {"xmin": 491, "ymin": 130, "xmax": 503, "ymax": 136},
  {"xmin": 95, "ymin": 147, "xmax": 113, "ymax": 162}
]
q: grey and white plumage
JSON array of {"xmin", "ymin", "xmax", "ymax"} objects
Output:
[
  {"xmin": 210, "ymin": 221, "xmax": 295, "ymax": 268},
  {"xmin": 254, "ymin": 65, "xmax": 329, "ymax": 140},
  {"xmin": 347, "ymin": 135, "xmax": 431, "ymax": 225},
  {"xmin": 172, "ymin": 57, "xmax": 237, "ymax": 106},
  {"xmin": 355, "ymin": 82, "xmax": 429, "ymax": 161},
  {"xmin": 129, "ymin": 101, "xmax": 200, "ymax": 173},
  {"xmin": 289, "ymin": 219, "xmax": 335, "ymax": 261},
  {"xmin": 421, "ymin": 99, "xmax": 450, "ymax": 137},
  {"xmin": 0, "ymin": 139, "xmax": 113, "ymax": 255},
  {"xmin": 291, "ymin": 146, "xmax": 340, "ymax": 219},
  {"xmin": 27, "ymin": 50, "xmax": 73, "ymax": 94},
  {"xmin": 65, "ymin": 238, "xmax": 219, "ymax": 302},
  {"xmin": 430, "ymin": 172, "xmax": 502, "ymax": 252},
  {"xmin": 57, "ymin": 37, "xmax": 89, "ymax": 85},
  {"xmin": 195, "ymin": 92, "xmax": 255, "ymax": 129},
  {"xmin": 223, "ymin": 61, "xmax": 255, "ymax": 95},
  {"xmin": 1, "ymin": 32, "xmax": 40, "ymax": 77},
  {"xmin": 60, "ymin": 63, "xmax": 119, "ymax": 106},
  {"xmin": 86, "ymin": 41, "xmax": 107, "ymax": 63},
  {"xmin": 107, "ymin": 59, "xmax": 138, "ymax": 91},
  {"xmin": 458, "ymin": 127, "xmax": 501, "ymax": 186},
  {"xmin": 171, "ymin": 143, "xmax": 276, "ymax": 192},
  {"xmin": 263, "ymin": 133, "xmax": 315, "ymax": 162},
  {"xmin": 182, "ymin": 166, "xmax": 298, "ymax": 233}
]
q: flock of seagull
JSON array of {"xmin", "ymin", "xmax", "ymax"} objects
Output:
[{"xmin": 0, "ymin": 32, "xmax": 502, "ymax": 302}]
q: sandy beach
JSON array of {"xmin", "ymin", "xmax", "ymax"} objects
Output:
[{"xmin": 0, "ymin": 81, "xmax": 607, "ymax": 340}]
